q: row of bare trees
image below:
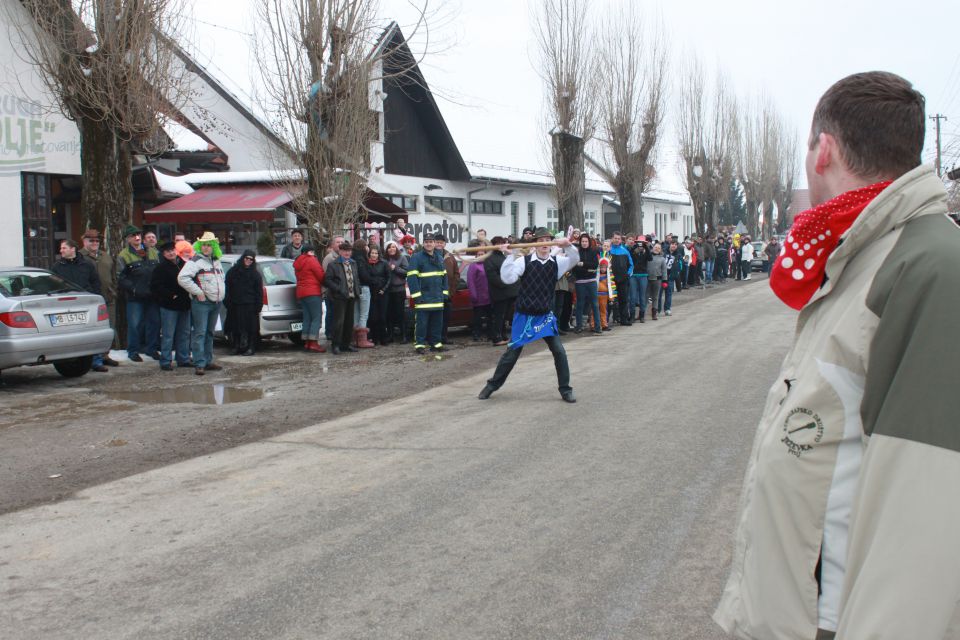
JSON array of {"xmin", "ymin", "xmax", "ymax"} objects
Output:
[{"xmin": 534, "ymin": 0, "xmax": 800, "ymax": 239}]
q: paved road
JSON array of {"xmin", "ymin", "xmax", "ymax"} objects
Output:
[{"xmin": 1, "ymin": 280, "xmax": 795, "ymax": 639}]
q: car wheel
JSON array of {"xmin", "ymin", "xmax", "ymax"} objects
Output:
[
  {"xmin": 288, "ymin": 333, "xmax": 303, "ymax": 347},
  {"xmin": 53, "ymin": 356, "xmax": 93, "ymax": 378}
]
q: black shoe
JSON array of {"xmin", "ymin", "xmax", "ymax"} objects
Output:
[
  {"xmin": 331, "ymin": 346, "xmax": 341, "ymax": 355},
  {"xmin": 92, "ymin": 365, "xmax": 109, "ymax": 373},
  {"xmin": 558, "ymin": 330, "xmax": 568, "ymax": 335},
  {"xmin": 103, "ymin": 356, "xmax": 120, "ymax": 367},
  {"xmin": 638, "ymin": 316, "xmax": 645, "ymax": 323},
  {"xmin": 160, "ymin": 364, "xmax": 173, "ymax": 371},
  {"xmin": 242, "ymin": 349, "xmax": 256, "ymax": 356},
  {"xmin": 561, "ymin": 390, "xmax": 577, "ymax": 403},
  {"xmin": 602, "ymin": 326, "xmax": 611, "ymax": 332},
  {"xmin": 574, "ymin": 327, "xmax": 583, "ymax": 334},
  {"xmin": 415, "ymin": 346, "xmax": 426, "ymax": 355},
  {"xmin": 234, "ymin": 346, "xmax": 246, "ymax": 355},
  {"xmin": 478, "ymin": 384, "xmax": 495, "ymax": 400},
  {"xmin": 204, "ymin": 363, "xmax": 223, "ymax": 371},
  {"xmin": 129, "ymin": 354, "xmax": 143, "ymax": 363},
  {"xmin": 430, "ymin": 345, "xmax": 445, "ymax": 353},
  {"xmin": 195, "ymin": 367, "xmax": 205, "ymax": 376},
  {"xmin": 147, "ymin": 351, "xmax": 161, "ymax": 360},
  {"xmin": 344, "ymin": 345, "xmax": 358, "ymax": 353}
]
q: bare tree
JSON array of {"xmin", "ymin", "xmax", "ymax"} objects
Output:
[
  {"xmin": 252, "ymin": 0, "xmax": 391, "ymax": 241},
  {"xmin": 13, "ymin": 0, "xmax": 189, "ymax": 252},
  {"xmin": 677, "ymin": 58, "xmax": 736, "ymax": 236},
  {"xmin": 772, "ymin": 126, "xmax": 799, "ymax": 235},
  {"xmin": 533, "ymin": 0, "xmax": 598, "ymax": 231},
  {"xmin": 737, "ymin": 96, "xmax": 781, "ymax": 237},
  {"xmin": 592, "ymin": 7, "xmax": 667, "ymax": 235}
]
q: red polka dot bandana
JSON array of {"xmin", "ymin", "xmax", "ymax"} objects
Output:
[{"xmin": 770, "ymin": 181, "xmax": 891, "ymax": 310}]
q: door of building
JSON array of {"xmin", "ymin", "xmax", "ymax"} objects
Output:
[{"xmin": 21, "ymin": 173, "xmax": 54, "ymax": 268}]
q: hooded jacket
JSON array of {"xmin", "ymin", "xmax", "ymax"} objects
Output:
[
  {"xmin": 224, "ymin": 250, "xmax": 264, "ymax": 306},
  {"xmin": 715, "ymin": 165, "xmax": 960, "ymax": 640}
]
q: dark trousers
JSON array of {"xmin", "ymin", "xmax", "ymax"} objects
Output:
[
  {"xmin": 331, "ymin": 297, "xmax": 355, "ymax": 348},
  {"xmin": 491, "ymin": 298, "xmax": 513, "ymax": 342},
  {"xmin": 368, "ymin": 293, "xmax": 387, "ymax": 343},
  {"xmin": 554, "ymin": 290, "xmax": 572, "ymax": 330},
  {"xmin": 228, "ymin": 303, "xmax": 260, "ymax": 350},
  {"xmin": 486, "ymin": 335, "xmax": 571, "ymax": 394},
  {"xmin": 441, "ymin": 300, "xmax": 451, "ymax": 342},
  {"xmin": 471, "ymin": 304, "xmax": 494, "ymax": 340},
  {"xmin": 385, "ymin": 291, "xmax": 406, "ymax": 342},
  {"xmin": 414, "ymin": 308, "xmax": 443, "ymax": 348},
  {"xmin": 614, "ymin": 277, "xmax": 631, "ymax": 324}
]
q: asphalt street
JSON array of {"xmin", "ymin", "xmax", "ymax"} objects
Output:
[{"xmin": 1, "ymin": 279, "xmax": 796, "ymax": 639}]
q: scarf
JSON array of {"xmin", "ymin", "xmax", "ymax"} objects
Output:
[
  {"xmin": 770, "ymin": 180, "xmax": 891, "ymax": 310},
  {"xmin": 368, "ymin": 257, "xmax": 379, "ymax": 265}
]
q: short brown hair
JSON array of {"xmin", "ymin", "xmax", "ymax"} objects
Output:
[{"xmin": 810, "ymin": 71, "xmax": 925, "ymax": 179}]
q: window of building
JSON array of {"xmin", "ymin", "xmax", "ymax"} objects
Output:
[
  {"xmin": 527, "ymin": 202, "xmax": 535, "ymax": 229},
  {"xmin": 470, "ymin": 199, "xmax": 503, "ymax": 215},
  {"xmin": 546, "ymin": 208, "xmax": 559, "ymax": 232},
  {"xmin": 510, "ymin": 201, "xmax": 519, "ymax": 237},
  {"xmin": 655, "ymin": 211, "xmax": 667, "ymax": 239},
  {"xmin": 425, "ymin": 196, "xmax": 464, "ymax": 214},
  {"xmin": 383, "ymin": 194, "xmax": 418, "ymax": 211},
  {"xmin": 584, "ymin": 210, "xmax": 597, "ymax": 235}
]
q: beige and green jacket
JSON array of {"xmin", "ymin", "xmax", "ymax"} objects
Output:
[{"xmin": 714, "ymin": 165, "xmax": 960, "ymax": 639}]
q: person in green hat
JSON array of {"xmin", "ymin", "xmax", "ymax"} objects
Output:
[{"xmin": 116, "ymin": 224, "xmax": 159, "ymax": 362}]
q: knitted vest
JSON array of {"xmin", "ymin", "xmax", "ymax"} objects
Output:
[{"xmin": 515, "ymin": 255, "xmax": 557, "ymax": 315}]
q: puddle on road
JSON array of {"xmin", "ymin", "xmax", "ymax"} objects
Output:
[{"xmin": 103, "ymin": 385, "xmax": 264, "ymax": 405}]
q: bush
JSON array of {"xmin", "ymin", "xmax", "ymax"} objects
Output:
[{"xmin": 257, "ymin": 231, "xmax": 277, "ymax": 257}]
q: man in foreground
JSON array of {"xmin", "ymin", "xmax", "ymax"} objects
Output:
[
  {"xmin": 714, "ymin": 71, "xmax": 959, "ymax": 640},
  {"xmin": 478, "ymin": 228, "xmax": 579, "ymax": 403}
]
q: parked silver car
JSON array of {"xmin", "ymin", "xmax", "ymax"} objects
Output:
[
  {"xmin": 0, "ymin": 268, "xmax": 114, "ymax": 377},
  {"xmin": 216, "ymin": 254, "xmax": 303, "ymax": 345}
]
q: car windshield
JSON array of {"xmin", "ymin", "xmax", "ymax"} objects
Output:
[
  {"xmin": 0, "ymin": 271, "xmax": 79, "ymax": 297},
  {"xmin": 259, "ymin": 260, "xmax": 296, "ymax": 286}
]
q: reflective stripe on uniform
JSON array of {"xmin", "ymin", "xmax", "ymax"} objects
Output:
[
  {"xmin": 407, "ymin": 270, "xmax": 420, "ymax": 276},
  {"xmin": 411, "ymin": 292, "xmax": 422, "ymax": 298},
  {"xmin": 417, "ymin": 271, "xmax": 447, "ymax": 277},
  {"xmin": 415, "ymin": 302, "xmax": 444, "ymax": 309}
]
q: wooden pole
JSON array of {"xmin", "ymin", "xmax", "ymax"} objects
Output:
[{"xmin": 454, "ymin": 240, "xmax": 564, "ymax": 254}]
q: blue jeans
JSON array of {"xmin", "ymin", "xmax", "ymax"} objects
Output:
[
  {"xmin": 190, "ymin": 300, "xmax": 221, "ymax": 368},
  {"xmin": 657, "ymin": 279, "xmax": 674, "ymax": 312},
  {"xmin": 299, "ymin": 295, "xmax": 323, "ymax": 340},
  {"xmin": 630, "ymin": 275, "xmax": 647, "ymax": 318},
  {"xmin": 143, "ymin": 301, "xmax": 160, "ymax": 354},
  {"xmin": 160, "ymin": 307, "xmax": 192, "ymax": 366},
  {"xmin": 574, "ymin": 281, "xmax": 600, "ymax": 331},
  {"xmin": 703, "ymin": 259, "xmax": 714, "ymax": 283},
  {"xmin": 353, "ymin": 286, "xmax": 371, "ymax": 327},
  {"xmin": 125, "ymin": 299, "xmax": 147, "ymax": 357}
]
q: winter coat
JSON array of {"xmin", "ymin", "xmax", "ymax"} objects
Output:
[
  {"xmin": 280, "ymin": 243, "xmax": 305, "ymax": 259},
  {"xmin": 646, "ymin": 254, "xmax": 666, "ymax": 281},
  {"xmin": 572, "ymin": 248, "xmax": 600, "ymax": 282},
  {"xmin": 630, "ymin": 243, "xmax": 652, "ymax": 276},
  {"xmin": 366, "ymin": 259, "xmax": 390, "ymax": 296},
  {"xmin": 150, "ymin": 256, "xmax": 191, "ymax": 311},
  {"xmin": 294, "ymin": 253, "xmax": 325, "ymax": 299},
  {"xmin": 466, "ymin": 261, "xmax": 490, "ymax": 306},
  {"xmin": 484, "ymin": 250, "xmax": 519, "ymax": 302},
  {"xmin": 351, "ymin": 249, "xmax": 375, "ymax": 289},
  {"xmin": 703, "ymin": 240, "xmax": 717, "ymax": 260},
  {"xmin": 177, "ymin": 254, "xmax": 225, "ymax": 303},
  {"xmin": 117, "ymin": 245, "xmax": 159, "ymax": 301},
  {"xmin": 442, "ymin": 251, "xmax": 459, "ymax": 297},
  {"xmin": 325, "ymin": 257, "xmax": 362, "ymax": 301},
  {"xmin": 715, "ymin": 165, "xmax": 960, "ymax": 640},
  {"xmin": 224, "ymin": 251, "xmax": 264, "ymax": 306},
  {"xmin": 608, "ymin": 244, "xmax": 633, "ymax": 280},
  {"xmin": 406, "ymin": 249, "xmax": 448, "ymax": 309},
  {"xmin": 386, "ymin": 254, "xmax": 408, "ymax": 292},
  {"xmin": 80, "ymin": 248, "xmax": 116, "ymax": 303},
  {"xmin": 52, "ymin": 255, "xmax": 101, "ymax": 295}
]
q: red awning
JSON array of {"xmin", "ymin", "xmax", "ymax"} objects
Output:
[{"xmin": 144, "ymin": 185, "xmax": 294, "ymax": 223}]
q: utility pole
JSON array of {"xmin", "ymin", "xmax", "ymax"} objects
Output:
[{"xmin": 930, "ymin": 113, "xmax": 947, "ymax": 177}]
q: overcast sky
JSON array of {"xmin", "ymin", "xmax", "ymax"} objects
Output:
[{"xmin": 187, "ymin": 0, "xmax": 959, "ymax": 189}]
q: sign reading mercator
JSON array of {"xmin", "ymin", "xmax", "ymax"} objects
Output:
[
  {"xmin": 409, "ymin": 220, "xmax": 467, "ymax": 244},
  {"xmin": 0, "ymin": 93, "xmax": 79, "ymax": 178}
]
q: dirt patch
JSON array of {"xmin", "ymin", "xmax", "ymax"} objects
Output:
[{"xmin": 0, "ymin": 275, "xmax": 764, "ymax": 514}]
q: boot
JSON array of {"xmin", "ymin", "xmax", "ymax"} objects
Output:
[
  {"xmin": 306, "ymin": 339, "xmax": 326, "ymax": 353},
  {"xmin": 355, "ymin": 326, "xmax": 375, "ymax": 348},
  {"xmin": 652, "ymin": 308, "xmax": 658, "ymax": 320}
]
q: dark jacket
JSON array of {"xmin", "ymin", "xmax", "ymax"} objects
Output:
[
  {"xmin": 325, "ymin": 257, "xmax": 362, "ymax": 301},
  {"xmin": 407, "ymin": 249, "xmax": 448, "ymax": 308},
  {"xmin": 352, "ymin": 249, "xmax": 375, "ymax": 288},
  {"xmin": 572, "ymin": 247, "xmax": 600, "ymax": 281},
  {"xmin": 484, "ymin": 250, "xmax": 519, "ymax": 302},
  {"xmin": 386, "ymin": 253, "xmax": 408, "ymax": 293},
  {"xmin": 52, "ymin": 255, "xmax": 101, "ymax": 295},
  {"xmin": 630, "ymin": 243, "xmax": 652, "ymax": 276},
  {"xmin": 150, "ymin": 256, "xmax": 191, "ymax": 311},
  {"xmin": 608, "ymin": 245, "xmax": 633, "ymax": 280},
  {"xmin": 117, "ymin": 245, "xmax": 159, "ymax": 300},
  {"xmin": 294, "ymin": 253, "xmax": 325, "ymax": 299},
  {"xmin": 442, "ymin": 251, "xmax": 459, "ymax": 296},
  {"xmin": 366, "ymin": 259, "xmax": 389, "ymax": 296},
  {"xmin": 224, "ymin": 251, "xmax": 264, "ymax": 306},
  {"xmin": 280, "ymin": 243, "xmax": 305, "ymax": 259}
]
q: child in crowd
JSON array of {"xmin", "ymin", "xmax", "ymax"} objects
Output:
[{"xmin": 593, "ymin": 257, "xmax": 615, "ymax": 332}]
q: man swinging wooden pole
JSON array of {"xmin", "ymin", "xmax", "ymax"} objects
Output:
[{"xmin": 477, "ymin": 227, "xmax": 579, "ymax": 403}]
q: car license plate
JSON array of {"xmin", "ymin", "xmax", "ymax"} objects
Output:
[
  {"xmin": 290, "ymin": 322, "xmax": 303, "ymax": 332},
  {"xmin": 50, "ymin": 312, "xmax": 87, "ymax": 327}
]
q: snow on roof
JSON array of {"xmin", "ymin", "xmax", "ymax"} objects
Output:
[
  {"xmin": 152, "ymin": 168, "xmax": 195, "ymax": 195},
  {"xmin": 183, "ymin": 169, "xmax": 306, "ymax": 186},
  {"xmin": 163, "ymin": 120, "xmax": 211, "ymax": 153},
  {"xmin": 467, "ymin": 161, "xmax": 612, "ymax": 193}
]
